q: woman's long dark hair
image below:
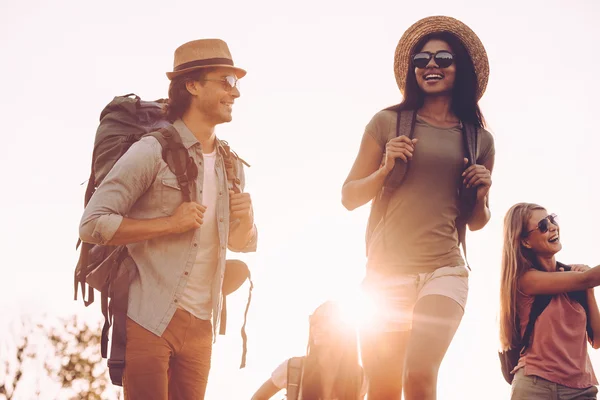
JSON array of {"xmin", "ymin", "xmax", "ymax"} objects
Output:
[
  {"xmin": 301, "ymin": 302, "xmax": 362, "ymax": 400},
  {"xmin": 389, "ymin": 32, "xmax": 485, "ymax": 128}
]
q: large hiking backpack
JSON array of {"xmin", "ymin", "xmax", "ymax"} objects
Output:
[
  {"xmin": 498, "ymin": 263, "xmax": 593, "ymax": 384},
  {"xmin": 74, "ymin": 94, "xmax": 253, "ymax": 386},
  {"xmin": 365, "ymin": 108, "xmax": 479, "ymax": 263}
]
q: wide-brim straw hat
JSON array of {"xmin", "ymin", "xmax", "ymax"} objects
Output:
[
  {"xmin": 394, "ymin": 16, "xmax": 489, "ymax": 100},
  {"xmin": 166, "ymin": 38, "xmax": 246, "ymax": 80}
]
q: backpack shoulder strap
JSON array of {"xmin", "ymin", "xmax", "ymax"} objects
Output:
[
  {"xmin": 287, "ymin": 356, "xmax": 304, "ymax": 400},
  {"xmin": 521, "ymin": 294, "xmax": 553, "ymax": 349},
  {"xmin": 217, "ymin": 139, "xmax": 250, "ymax": 195},
  {"xmin": 558, "ymin": 262, "xmax": 595, "ymax": 342},
  {"xmin": 365, "ymin": 109, "xmax": 416, "ymax": 256},
  {"xmin": 456, "ymin": 122, "xmax": 481, "ymax": 267},
  {"xmin": 147, "ymin": 126, "xmax": 193, "ymax": 202}
]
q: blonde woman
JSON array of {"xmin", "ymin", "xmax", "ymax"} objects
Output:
[{"xmin": 500, "ymin": 203, "xmax": 600, "ymax": 399}]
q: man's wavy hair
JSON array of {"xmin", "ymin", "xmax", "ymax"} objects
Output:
[{"xmin": 163, "ymin": 68, "xmax": 215, "ymax": 122}]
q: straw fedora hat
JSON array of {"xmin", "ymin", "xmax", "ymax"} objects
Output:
[
  {"xmin": 166, "ymin": 38, "xmax": 246, "ymax": 80},
  {"xmin": 394, "ymin": 16, "xmax": 489, "ymax": 100}
]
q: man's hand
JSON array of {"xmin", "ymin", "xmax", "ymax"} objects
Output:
[
  {"xmin": 230, "ymin": 191, "xmax": 254, "ymax": 225},
  {"xmin": 381, "ymin": 136, "xmax": 418, "ymax": 173},
  {"xmin": 168, "ymin": 202, "xmax": 206, "ymax": 234},
  {"xmin": 462, "ymin": 158, "xmax": 492, "ymax": 201}
]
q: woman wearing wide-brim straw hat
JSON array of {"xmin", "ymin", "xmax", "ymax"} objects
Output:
[{"xmin": 342, "ymin": 16, "xmax": 496, "ymax": 399}]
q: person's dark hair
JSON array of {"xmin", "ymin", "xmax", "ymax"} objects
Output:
[
  {"xmin": 300, "ymin": 302, "xmax": 362, "ymax": 400},
  {"xmin": 389, "ymin": 32, "xmax": 485, "ymax": 128},
  {"xmin": 163, "ymin": 68, "xmax": 215, "ymax": 122}
]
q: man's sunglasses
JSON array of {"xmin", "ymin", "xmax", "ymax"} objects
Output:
[
  {"xmin": 202, "ymin": 75, "xmax": 239, "ymax": 92},
  {"xmin": 412, "ymin": 51, "xmax": 455, "ymax": 69},
  {"xmin": 524, "ymin": 214, "xmax": 559, "ymax": 236}
]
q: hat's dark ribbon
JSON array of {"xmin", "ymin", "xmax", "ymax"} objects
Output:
[{"xmin": 174, "ymin": 58, "xmax": 234, "ymax": 71}]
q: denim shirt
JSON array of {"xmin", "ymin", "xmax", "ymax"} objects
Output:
[{"xmin": 79, "ymin": 119, "xmax": 257, "ymax": 337}]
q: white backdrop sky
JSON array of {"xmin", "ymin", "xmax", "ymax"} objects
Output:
[{"xmin": 1, "ymin": 0, "xmax": 599, "ymax": 399}]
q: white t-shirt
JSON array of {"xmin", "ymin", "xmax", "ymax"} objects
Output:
[
  {"xmin": 179, "ymin": 149, "xmax": 219, "ymax": 320},
  {"xmin": 270, "ymin": 357, "xmax": 368, "ymax": 399}
]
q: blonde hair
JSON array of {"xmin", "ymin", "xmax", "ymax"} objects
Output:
[{"xmin": 499, "ymin": 202, "xmax": 545, "ymax": 351}]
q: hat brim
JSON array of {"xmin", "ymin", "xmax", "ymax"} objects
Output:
[
  {"xmin": 394, "ymin": 16, "xmax": 489, "ymax": 100},
  {"xmin": 166, "ymin": 65, "xmax": 247, "ymax": 80},
  {"xmin": 222, "ymin": 260, "xmax": 250, "ymax": 296}
]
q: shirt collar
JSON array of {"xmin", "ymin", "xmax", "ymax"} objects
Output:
[
  {"xmin": 172, "ymin": 119, "xmax": 226, "ymax": 154},
  {"xmin": 172, "ymin": 119, "xmax": 200, "ymax": 150}
]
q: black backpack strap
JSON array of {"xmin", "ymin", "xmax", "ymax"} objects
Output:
[
  {"xmin": 105, "ymin": 249, "xmax": 134, "ymax": 387},
  {"xmin": 456, "ymin": 122, "xmax": 480, "ymax": 268},
  {"xmin": 148, "ymin": 126, "xmax": 193, "ymax": 202},
  {"xmin": 521, "ymin": 294, "xmax": 553, "ymax": 349},
  {"xmin": 366, "ymin": 110, "xmax": 416, "ymax": 255},
  {"xmin": 287, "ymin": 357, "xmax": 304, "ymax": 400},
  {"xmin": 557, "ymin": 262, "xmax": 595, "ymax": 342},
  {"xmin": 74, "ymin": 241, "xmax": 94, "ymax": 306}
]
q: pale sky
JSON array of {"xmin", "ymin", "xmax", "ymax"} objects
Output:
[{"xmin": 1, "ymin": 0, "xmax": 599, "ymax": 399}]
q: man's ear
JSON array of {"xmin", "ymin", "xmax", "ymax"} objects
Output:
[{"xmin": 185, "ymin": 80, "xmax": 200, "ymax": 96}]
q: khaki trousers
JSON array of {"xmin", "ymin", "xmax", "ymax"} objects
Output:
[{"xmin": 123, "ymin": 308, "xmax": 213, "ymax": 400}]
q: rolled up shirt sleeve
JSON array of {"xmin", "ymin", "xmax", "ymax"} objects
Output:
[
  {"xmin": 227, "ymin": 159, "xmax": 258, "ymax": 253},
  {"xmin": 227, "ymin": 222, "xmax": 258, "ymax": 253},
  {"xmin": 79, "ymin": 137, "xmax": 161, "ymax": 245}
]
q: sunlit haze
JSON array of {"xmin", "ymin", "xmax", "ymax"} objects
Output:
[{"xmin": 1, "ymin": 0, "xmax": 599, "ymax": 398}]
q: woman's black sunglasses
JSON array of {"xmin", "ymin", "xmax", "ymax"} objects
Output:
[
  {"xmin": 412, "ymin": 50, "xmax": 455, "ymax": 69},
  {"xmin": 524, "ymin": 214, "xmax": 559, "ymax": 236}
]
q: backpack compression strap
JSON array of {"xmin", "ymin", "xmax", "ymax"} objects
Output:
[{"xmin": 287, "ymin": 357, "xmax": 304, "ymax": 400}]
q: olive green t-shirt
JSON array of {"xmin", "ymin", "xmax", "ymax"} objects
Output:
[{"xmin": 365, "ymin": 110, "xmax": 495, "ymax": 274}]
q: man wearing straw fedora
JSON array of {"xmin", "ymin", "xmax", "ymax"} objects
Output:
[
  {"xmin": 342, "ymin": 16, "xmax": 495, "ymax": 399},
  {"xmin": 80, "ymin": 38, "xmax": 257, "ymax": 399}
]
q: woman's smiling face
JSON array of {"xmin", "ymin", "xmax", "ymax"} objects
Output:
[{"xmin": 414, "ymin": 39, "xmax": 456, "ymax": 96}]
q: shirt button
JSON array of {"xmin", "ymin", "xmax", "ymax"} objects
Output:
[
  {"xmin": 219, "ymin": 217, "xmax": 223, "ymax": 222},
  {"xmin": 174, "ymin": 299, "xmax": 178, "ymax": 303},
  {"xmin": 184, "ymin": 272, "xmax": 189, "ymax": 276},
  {"xmin": 193, "ymin": 243, "xmax": 198, "ymax": 247},
  {"xmin": 219, "ymin": 191, "xmax": 222, "ymax": 196},
  {"xmin": 221, "ymin": 245, "xmax": 225, "ymax": 250}
]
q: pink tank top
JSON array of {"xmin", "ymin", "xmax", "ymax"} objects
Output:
[{"xmin": 515, "ymin": 289, "xmax": 598, "ymax": 388}]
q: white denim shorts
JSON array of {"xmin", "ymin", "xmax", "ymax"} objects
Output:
[{"xmin": 363, "ymin": 265, "xmax": 469, "ymax": 332}]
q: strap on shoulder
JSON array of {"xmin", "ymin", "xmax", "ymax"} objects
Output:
[
  {"xmin": 148, "ymin": 126, "xmax": 192, "ymax": 202},
  {"xmin": 365, "ymin": 109, "xmax": 417, "ymax": 256},
  {"xmin": 287, "ymin": 357, "xmax": 304, "ymax": 400},
  {"xmin": 462, "ymin": 122, "xmax": 479, "ymax": 166},
  {"xmin": 456, "ymin": 122, "xmax": 480, "ymax": 267},
  {"xmin": 217, "ymin": 139, "xmax": 249, "ymax": 195},
  {"xmin": 521, "ymin": 294, "xmax": 552, "ymax": 349}
]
